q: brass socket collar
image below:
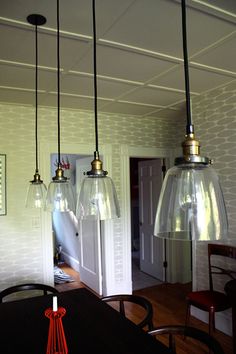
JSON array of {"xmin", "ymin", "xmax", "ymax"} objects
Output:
[
  {"xmin": 52, "ymin": 167, "xmax": 67, "ymax": 182},
  {"xmin": 182, "ymin": 133, "xmax": 200, "ymax": 157},
  {"xmin": 87, "ymin": 157, "xmax": 108, "ymax": 177},
  {"xmin": 175, "ymin": 133, "xmax": 209, "ymax": 165},
  {"xmin": 31, "ymin": 172, "xmax": 44, "ymax": 184}
]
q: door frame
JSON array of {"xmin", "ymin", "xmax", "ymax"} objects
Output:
[
  {"xmin": 120, "ymin": 145, "xmax": 175, "ymax": 290},
  {"xmin": 39, "ymin": 141, "xmax": 114, "ymax": 295}
]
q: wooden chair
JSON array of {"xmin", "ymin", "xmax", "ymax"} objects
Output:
[
  {"xmin": 224, "ymin": 279, "xmax": 236, "ymax": 354},
  {"xmin": 101, "ymin": 294, "xmax": 154, "ymax": 330},
  {"xmin": 148, "ymin": 325, "xmax": 224, "ymax": 354},
  {"xmin": 0, "ymin": 283, "xmax": 59, "ymax": 302},
  {"xmin": 186, "ymin": 243, "xmax": 236, "ymax": 335}
]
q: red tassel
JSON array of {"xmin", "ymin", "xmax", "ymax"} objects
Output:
[{"xmin": 45, "ymin": 307, "xmax": 68, "ymax": 354}]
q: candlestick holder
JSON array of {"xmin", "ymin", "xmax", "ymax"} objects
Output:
[{"xmin": 45, "ymin": 307, "xmax": 68, "ymax": 354}]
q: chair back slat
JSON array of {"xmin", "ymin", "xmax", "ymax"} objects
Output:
[
  {"xmin": 208, "ymin": 244, "xmax": 236, "ymax": 291},
  {"xmin": 0, "ymin": 283, "xmax": 58, "ymax": 303},
  {"xmin": 101, "ymin": 294, "xmax": 154, "ymax": 330},
  {"xmin": 148, "ymin": 325, "xmax": 225, "ymax": 354}
]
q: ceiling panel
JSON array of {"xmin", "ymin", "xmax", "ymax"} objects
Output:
[
  {"xmin": 0, "ymin": 0, "xmax": 135, "ymax": 37},
  {"xmin": 199, "ymin": 0, "xmax": 236, "ymax": 14},
  {"xmin": 0, "ymin": 24, "xmax": 33, "ymax": 64},
  {"xmin": 120, "ymin": 86, "xmax": 185, "ymax": 106},
  {"xmin": 0, "ymin": 64, "xmax": 57, "ymax": 91},
  {"xmin": 150, "ymin": 64, "xmax": 235, "ymax": 92},
  {"xmin": 0, "ymin": 0, "xmax": 236, "ymax": 119},
  {"xmin": 41, "ymin": 92, "xmax": 113, "ymax": 111},
  {"xmin": 101, "ymin": 0, "xmax": 235, "ymax": 57},
  {"xmin": 99, "ymin": 101, "xmax": 159, "ymax": 116},
  {"xmin": 146, "ymin": 107, "xmax": 184, "ymax": 119},
  {"xmin": 0, "ymin": 23, "xmax": 90, "ymax": 71},
  {"xmin": 193, "ymin": 34, "xmax": 236, "ymax": 73},
  {"xmin": 74, "ymin": 44, "xmax": 176, "ymax": 82},
  {"xmin": 0, "ymin": 87, "xmax": 43, "ymax": 106},
  {"xmin": 61, "ymin": 73, "xmax": 139, "ymax": 99}
]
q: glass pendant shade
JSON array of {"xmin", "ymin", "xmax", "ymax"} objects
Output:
[
  {"xmin": 77, "ymin": 175, "xmax": 120, "ymax": 220},
  {"xmin": 76, "ymin": 0, "xmax": 120, "ymax": 221},
  {"xmin": 154, "ymin": 0, "xmax": 228, "ymax": 242},
  {"xmin": 26, "ymin": 175, "xmax": 47, "ymax": 209},
  {"xmin": 26, "ymin": 14, "xmax": 47, "ymax": 209},
  {"xmin": 45, "ymin": 1, "xmax": 75, "ymax": 214},
  {"xmin": 154, "ymin": 163, "xmax": 228, "ymax": 241},
  {"xmin": 45, "ymin": 175, "xmax": 75, "ymax": 213}
]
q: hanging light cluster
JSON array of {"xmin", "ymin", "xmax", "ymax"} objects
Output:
[
  {"xmin": 154, "ymin": 0, "xmax": 228, "ymax": 241},
  {"xmin": 26, "ymin": 1, "xmax": 119, "ymax": 219}
]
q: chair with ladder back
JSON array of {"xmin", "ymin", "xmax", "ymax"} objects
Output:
[{"xmin": 185, "ymin": 243, "xmax": 236, "ymax": 335}]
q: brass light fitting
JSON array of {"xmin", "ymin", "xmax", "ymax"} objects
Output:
[
  {"xmin": 52, "ymin": 166, "xmax": 68, "ymax": 182},
  {"xmin": 175, "ymin": 132, "xmax": 209, "ymax": 165},
  {"xmin": 31, "ymin": 172, "xmax": 44, "ymax": 184},
  {"xmin": 86, "ymin": 151, "xmax": 108, "ymax": 177}
]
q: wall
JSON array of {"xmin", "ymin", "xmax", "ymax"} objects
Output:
[
  {"xmin": 192, "ymin": 80, "xmax": 236, "ymax": 335},
  {"xmin": 0, "ymin": 102, "xmax": 184, "ymax": 292}
]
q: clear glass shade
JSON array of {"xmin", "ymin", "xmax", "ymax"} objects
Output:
[
  {"xmin": 76, "ymin": 176, "xmax": 120, "ymax": 220},
  {"xmin": 26, "ymin": 181, "xmax": 47, "ymax": 208},
  {"xmin": 45, "ymin": 180, "xmax": 75, "ymax": 213},
  {"xmin": 154, "ymin": 163, "xmax": 228, "ymax": 241}
]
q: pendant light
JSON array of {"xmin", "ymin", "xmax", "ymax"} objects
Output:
[
  {"xmin": 26, "ymin": 14, "xmax": 47, "ymax": 209},
  {"xmin": 154, "ymin": 0, "xmax": 228, "ymax": 241},
  {"xmin": 76, "ymin": 0, "xmax": 120, "ymax": 220},
  {"xmin": 45, "ymin": 0, "xmax": 75, "ymax": 213}
]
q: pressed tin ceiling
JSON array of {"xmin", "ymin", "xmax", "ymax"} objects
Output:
[{"xmin": 0, "ymin": 0, "xmax": 236, "ymax": 119}]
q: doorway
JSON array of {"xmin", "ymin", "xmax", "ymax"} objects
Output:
[
  {"xmin": 50, "ymin": 152, "xmax": 83, "ymax": 272},
  {"xmin": 130, "ymin": 157, "xmax": 164, "ymax": 290},
  {"xmin": 50, "ymin": 152, "xmax": 104, "ymax": 295}
]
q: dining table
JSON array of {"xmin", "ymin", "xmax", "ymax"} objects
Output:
[{"xmin": 0, "ymin": 287, "xmax": 172, "ymax": 354}]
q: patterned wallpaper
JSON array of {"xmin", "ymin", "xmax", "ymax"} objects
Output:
[
  {"xmin": 192, "ymin": 80, "xmax": 236, "ymax": 334},
  {"xmin": 1, "ymin": 77, "xmax": 235, "ymax": 300},
  {"xmin": 0, "ymin": 103, "xmax": 184, "ymax": 290},
  {"xmin": 193, "ymin": 79, "xmax": 236, "ymax": 287}
]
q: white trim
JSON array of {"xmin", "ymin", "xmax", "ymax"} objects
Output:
[
  {"xmin": 40, "ymin": 142, "xmax": 54, "ymax": 285},
  {"xmin": 102, "ymin": 220, "xmax": 116, "ymax": 295},
  {"xmin": 61, "ymin": 251, "xmax": 80, "ymax": 273},
  {"xmin": 40, "ymin": 142, "xmax": 115, "ymax": 294},
  {"xmin": 120, "ymin": 145, "xmax": 174, "ymax": 292}
]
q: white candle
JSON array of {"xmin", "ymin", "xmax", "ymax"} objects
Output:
[{"xmin": 53, "ymin": 296, "xmax": 58, "ymax": 312}]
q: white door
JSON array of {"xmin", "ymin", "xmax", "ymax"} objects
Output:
[
  {"xmin": 78, "ymin": 219, "xmax": 102, "ymax": 295},
  {"xmin": 139, "ymin": 159, "xmax": 164, "ymax": 281},
  {"xmin": 76, "ymin": 157, "xmax": 103, "ymax": 295}
]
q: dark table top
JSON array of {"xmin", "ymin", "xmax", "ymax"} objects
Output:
[{"xmin": 0, "ymin": 287, "xmax": 171, "ymax": 354}]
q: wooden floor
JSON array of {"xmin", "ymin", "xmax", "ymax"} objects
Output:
[{"xmin": 55, "ymin": 264, "xmax": 233, "ymax": 354}]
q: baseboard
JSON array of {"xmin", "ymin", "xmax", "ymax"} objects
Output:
[{"xmin": 61, "ymin": 251, "xmax": 80, "ymax": 273}]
